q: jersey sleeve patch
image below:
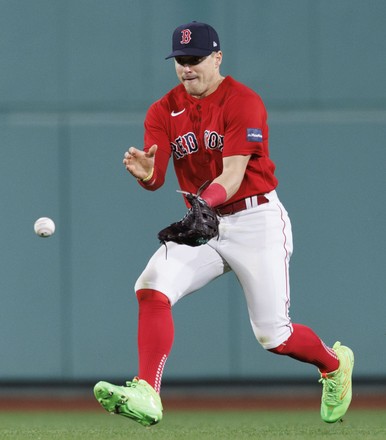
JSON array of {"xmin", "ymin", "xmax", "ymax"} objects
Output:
[{"xmin": 246, "ymin": 128, "xmax": 263, "ymax": 142}]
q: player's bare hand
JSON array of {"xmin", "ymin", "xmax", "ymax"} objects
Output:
[{"xmin": 123, "ymin": 144, "xmax": 158, "ymax": 180}]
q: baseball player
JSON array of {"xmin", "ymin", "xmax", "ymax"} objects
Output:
[{"xmin": 94, "ymin": 21, "xmax": 354, "ymax": 426}]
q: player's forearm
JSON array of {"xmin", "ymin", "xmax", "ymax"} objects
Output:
[
  {"xmin": 200, "ymin": 182, "xmax": 227, "ymax": 207},
  {"xmin": 137, "ymin": 165, "xmax": 165, "ymax": 191},
  {"xmin": 202, "ymin": 155, "xmax": 250, "ymax": 205},
  {"xmin": 200, "ymin": 173, "xmax": 244, "ymax": 207},
  {"xmin": 211, "ymin": 175, "xmax": 242, "ymax": 200},
  {"xmin": 135, "ymin": 145, "xmax": 169, "ymax": 191}
]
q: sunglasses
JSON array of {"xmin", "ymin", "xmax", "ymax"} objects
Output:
[{"xmin": 175, "ymin": 56, "xmax": 207, "ymax": 66}]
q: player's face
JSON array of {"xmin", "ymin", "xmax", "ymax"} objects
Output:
[{"xmin": 174, "ymin": 52, "xmax": 223, "ymax": 99}]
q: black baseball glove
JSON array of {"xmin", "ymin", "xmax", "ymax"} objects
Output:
[{"xmin": 158, "ymin": 192, "xmax": 219, "ymax": 247}]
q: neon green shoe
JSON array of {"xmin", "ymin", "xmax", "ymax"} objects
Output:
[
  {"xmin": 93, "ymin": 377, "xmax": 163, "ymax": 427},
  {"xmin": 319, "ymin": 341, "xmax": 354, "ymax": 423}
]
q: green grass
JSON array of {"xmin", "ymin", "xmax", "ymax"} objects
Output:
[{"xmin": 0, "ymin": 410, "xmax": 385, "ymax": 439}]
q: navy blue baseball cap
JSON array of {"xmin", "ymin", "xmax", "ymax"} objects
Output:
[{"xmin": 165, "ymin": 21, "xmax": 220, "ymax": 59}]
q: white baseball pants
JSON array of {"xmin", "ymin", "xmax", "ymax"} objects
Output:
[{"xmin": 135, "ymin": 190, "xmax": 293, "ymax": 350}]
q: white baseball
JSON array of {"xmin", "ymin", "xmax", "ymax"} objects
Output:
[{"xmin": 34, "ymin": 217, "xmax": 56, "ymax": 237}]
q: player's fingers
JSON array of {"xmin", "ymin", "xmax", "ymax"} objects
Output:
[
  {"xmin": 124, "ymin": 163, "xmax": 135, "ymax": 174},
  {"xmin": 146, "ymin": 144, "xmax": 158, "ymax": 158},
  {"xmin": 124, "ymin": 147, "xmax": 137, "ymax": 159}
]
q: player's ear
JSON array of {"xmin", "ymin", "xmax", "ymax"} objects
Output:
[{"xmin": 214, "ymin": 51, "xmax": 222, "ymax": 68}]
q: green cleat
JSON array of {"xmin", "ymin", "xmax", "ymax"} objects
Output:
[
  {"xmin": 319, "ymin": 341, "xmax": 354, "ymax": 423},
  {"xmin": 93, "ymin": 377, "xmax": 163, "ymax": 427}
]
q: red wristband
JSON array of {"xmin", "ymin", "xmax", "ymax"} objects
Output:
[{"xmin": 200, "ymin": 183, "xmax": 227, "ymax": 207}]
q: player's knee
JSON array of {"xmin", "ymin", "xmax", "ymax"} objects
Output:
[
  {"xmin": 136, "ymin": 288, "xmax": 170, "ymax": 305},
  {"xmin": 251, "ymin": 322, "xmax": 292, "ymax": 350}
]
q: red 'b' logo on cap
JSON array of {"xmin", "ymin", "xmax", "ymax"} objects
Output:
[{"xmin": 180, "ymin": 29, "xmax": 192, "ymax": 44}]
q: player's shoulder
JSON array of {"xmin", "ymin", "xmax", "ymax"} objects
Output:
[
  {"xmin": 223, "ymin": 76, "xmax": 262, "ymax": 99},
  {"xmin": 149, "ymin": 84, "xmax": 185, "ymax": 113},
  {"xmin": 221, "ymin": 76, "xmax": 266, "ymax": 111}
]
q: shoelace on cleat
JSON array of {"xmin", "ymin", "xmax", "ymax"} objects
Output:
[{"xmin": 319, "ymin": 374, "xmax": 339, "ymax": 405}]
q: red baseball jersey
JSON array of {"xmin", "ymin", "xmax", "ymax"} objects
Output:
[{"xmin": 143, "ymin": 76, "xmax": 278, "ymax": 206}]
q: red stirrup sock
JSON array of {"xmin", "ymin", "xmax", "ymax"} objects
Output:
[
  {"xmin": 268, "ymin": 323, "xmax": 339, "ymax": 373},
  {"xmin": 136, "ymin": 289, "xmax": 174, "ymax": 393}
]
